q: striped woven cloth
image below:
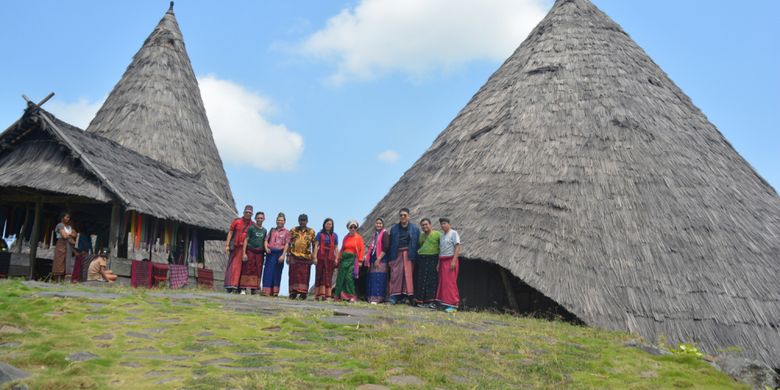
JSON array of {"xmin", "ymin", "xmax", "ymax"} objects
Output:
[{"xmin": 169, "ymin": 264, "xmax": 189, "ymax": 289}]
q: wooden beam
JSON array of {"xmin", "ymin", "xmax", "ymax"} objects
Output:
[
  {"xmin": 499, "ymin": 266, "xmax": 521, "ymax": 313},
  {"xmin": 108, "ymin": 203, "xmax": 121, "ymax": 260},
  {"xmin": 28, "ymin": 197, "xmax": 43, "ymax": 280}
]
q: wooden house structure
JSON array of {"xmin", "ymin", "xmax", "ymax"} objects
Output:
[{"xmin": 0, "ymin": 102, "xmax": 234, "ymax": 278}]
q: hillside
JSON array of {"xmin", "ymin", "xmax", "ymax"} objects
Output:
[{"xmin": 0, "ymin": 280, "xmax": 743, "ymax": 389}]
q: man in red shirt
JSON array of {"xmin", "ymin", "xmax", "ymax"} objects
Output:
[{"xmin": 224, "ymin": 205, "xmax": 253, "ymax": 293}]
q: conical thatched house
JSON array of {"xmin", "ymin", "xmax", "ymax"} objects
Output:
[
  {"xmin": 363, "ymin": 0, "xmax": 780, "ymax": 367},
  {"xmin": 86, "ymin": 3, "xmax": 234, "ymax": 209}
]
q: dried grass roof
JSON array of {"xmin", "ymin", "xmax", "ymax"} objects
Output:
[
  {"xmin": 362, "ymin": 0, "xmax": 780, "ymax": 367},
  {"xmin": 0, "ymin": 108, "xmax": 234, "ymax": 238},
  {"xmin": 85, "ymin": 5, "xmax": 235, "ymax": 210}
]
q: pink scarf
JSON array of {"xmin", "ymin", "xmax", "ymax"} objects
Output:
[{"xmin": 365, "ymin": 229, "xmax": 385, "ymax": 263}]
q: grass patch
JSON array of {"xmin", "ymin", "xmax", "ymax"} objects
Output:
[{"xmin": 0, "ymin": 279, "xmax": 745, "ymax": 389}]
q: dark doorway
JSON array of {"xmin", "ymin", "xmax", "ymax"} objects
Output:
[{"xmin": 458, "ymin": 257, "xmax": 583, "ymax": 324}]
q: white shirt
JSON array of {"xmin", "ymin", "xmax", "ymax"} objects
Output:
[{"xmin": 439, "ymin": 229, "xmax": 460, "ymax": 257}]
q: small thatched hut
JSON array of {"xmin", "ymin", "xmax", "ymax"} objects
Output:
[
  {"xmin": 362, "ymin": 0, "xmax": 780, "ymax": 367},
  {"xmin": 0, "ymin": 104, "xmax": 235, "ymax": 278},
  {"xmin": 86, "ymin": 2, "xmax": 234, "ymax": 210}
]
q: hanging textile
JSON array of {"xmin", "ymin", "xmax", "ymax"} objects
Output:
[
  {"xmin": 129, "ymin": 211, "xmax": 136, "ymax": 247},
  {"xmin": 135, "ymin": 212, "xmax": 142, "ymax": 250},
  {"xmin": 189, "ymin": 229, "xmax": 198, "ymax": 261}
]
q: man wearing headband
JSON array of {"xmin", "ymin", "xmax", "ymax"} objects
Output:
[
  {"xmin": 224, "ymin": 205, "xmax": 254, "ymax": 293},
  {"xmin": 287, "ymin": 213, "xmax": 316, "ymax": 299},
  {"xmin": 387, "ymin": 208, "xmax": 421, "ymax": 304}
]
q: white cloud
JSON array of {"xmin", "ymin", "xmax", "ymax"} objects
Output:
[
  {"xmin": 300, "ymin": 0, "xmax": 548, "ymax": 83},
  {"xmin": 377, "ymin": 149, "xmax": 400, "ymax": 163},
  {"xmin": 47, "ymin": 97, "xmax": 105, "ymax": 129},
  {"xmin": 198, "ymin": 75, "xmax": 303, "ymax": 171}
]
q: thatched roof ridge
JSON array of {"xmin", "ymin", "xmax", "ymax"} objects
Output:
[
  {"xmin": 0, "ymin": 108, "xmax": 234, "ymax": 236},
  {"xmin": 362, "ymin": 0, "xmax": 780, "ymax": 366},
  {"xmin": 85, "ymin": 5, "xmax": 235, "ymax": 210}
]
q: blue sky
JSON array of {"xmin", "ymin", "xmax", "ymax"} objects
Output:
[{"xmin": 1, "ymin": 0, "xmax": 777, "ymax": 247}]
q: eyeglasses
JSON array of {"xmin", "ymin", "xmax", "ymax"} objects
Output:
[{"xmin": 348, "ymin": 225, "xmax": 358, "ymax": 229}]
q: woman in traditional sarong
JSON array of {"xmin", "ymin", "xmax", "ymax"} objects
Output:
[
  {"xmin": 436, "ymin": 218, "xmax": 462, "ymax": 313},
  {"xmin": 365, "ymin": 218, "xmax": 390, "ymax": 304},
  {"xmin": 262, "ymin": 213, "xmax": 289, "ymax": 296},
  {"xmin": 287, "ymin": 214, "xmax": 316, "ymax": 299},
  {"xmin": 313, "ymin": 218, "xmax": 338, "ymax": 301},
  {"xmin": 240, "ymin": 212, "xmax": 267, "ymax": 295},
  {"xmin": 224, "ymin": 205, "xmax": 254, "ymax": 293},
  {"xmin": 415, "ymin": 218, "xmax": 441, "ymax": 307},
  {"xmin": 334, "ymin": 220, "xmax": 365, "ymax": 302},
  {"xmin": 53, "ymin": 213, "xmax": 77, "ymax": 283}
]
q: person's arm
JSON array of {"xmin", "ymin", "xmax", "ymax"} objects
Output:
[
  {"xmin": 313, "ymin": 234, "xmax": 320, "ymax": 264},
  {"xmin": 357, "ymin": 236, "xmax": 365, "ymax": 266},
  {"xmin": 336, "ymin": 238, "xmax": 344, "ymax": 265},
  {"xmin": 285, "ymin": 232, "xmax": 292, "ymax": 264},
  {"xmin": 224, "ymin": 223, "xmax": 234, "ymax": 254},
  {"xmin": 242, "ymin": 235, "xmax": 249, "ymax": 261},
  {"xmin": 380, "ymin": 231, "xmax": 390, "ymax": 262},
  {"xmin": 310, "ymin": 231, "xmax": 317, "ymax": 262},
  {"xmin": 98, "ymin": 260, "xmax": 110, "ymax": 280},
  {"xmin": 451, "ymin": 243, "xmax": 461, "ymax": 271},
  {"xmin": 450, "ymin": 231, "xmax": 461, "ymax": 271}
]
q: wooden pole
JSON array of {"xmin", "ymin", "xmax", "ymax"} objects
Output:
[
  {"xmin": 28, "ymin": 197, "xmax": 43, "ymax": 280},
  {"xmin": 15, "ymin": 206, "xmax": 30, "ymax": 254},
  {"xmin": 499, "ymin": 267, "xmax": 520, "ymax": 313},
  {"xmin": 107, "ymin": 203, "xmax": 121, "ymax": 267}
]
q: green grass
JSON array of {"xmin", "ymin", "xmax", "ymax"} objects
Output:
[{"xmin": 0, "ymin": 279, "xmax": 743, "ymax": 389}]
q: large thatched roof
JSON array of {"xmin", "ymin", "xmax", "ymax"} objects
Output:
[
  {"xmin": 0, "ymin": 107, "xmax": 234, "ymax": 238},
  {"xmin": 85, "ymin": 4, "xmax": 235, "ymax": 210},
  {"xmin": 363, "ymin": 0, "xmax": 780, "ymax": 367}
]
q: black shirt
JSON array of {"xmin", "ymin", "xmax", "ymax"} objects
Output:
[{"xmin": 397, "ymin": 224, "xmax": 410, "ymax": 248}]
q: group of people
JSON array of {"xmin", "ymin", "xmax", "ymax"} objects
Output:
[
  {"xmin": 52, "ymin": 213, "xmax": 117, "ymax": 283},
  {"xmin": 223, "ymin": 206, "xmax": 462, "ymax": 312}
]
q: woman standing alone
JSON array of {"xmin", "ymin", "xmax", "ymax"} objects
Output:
[{"xmin": 53, "ymin": 213, "xmax": 77, "ymax": 283}]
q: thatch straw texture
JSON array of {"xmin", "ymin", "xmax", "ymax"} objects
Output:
[
  {"xmin": 86, "ymin": 6, "xmax": 235, "ymax": 210},
  {"xmin": 0, "ymin": 108, "xmax": 234, "ymax": 237},
  {"xmin": 362, "ymin": 0, "xmax": 780, "ymax": 367},
  {"xmin": 0, "ymin": 136, "xmax": 112, "ymax": 203}
]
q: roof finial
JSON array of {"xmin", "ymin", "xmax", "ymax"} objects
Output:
[{"xmin": 169, "ymin": 1, "xmax": 174, "ymax": 11}]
